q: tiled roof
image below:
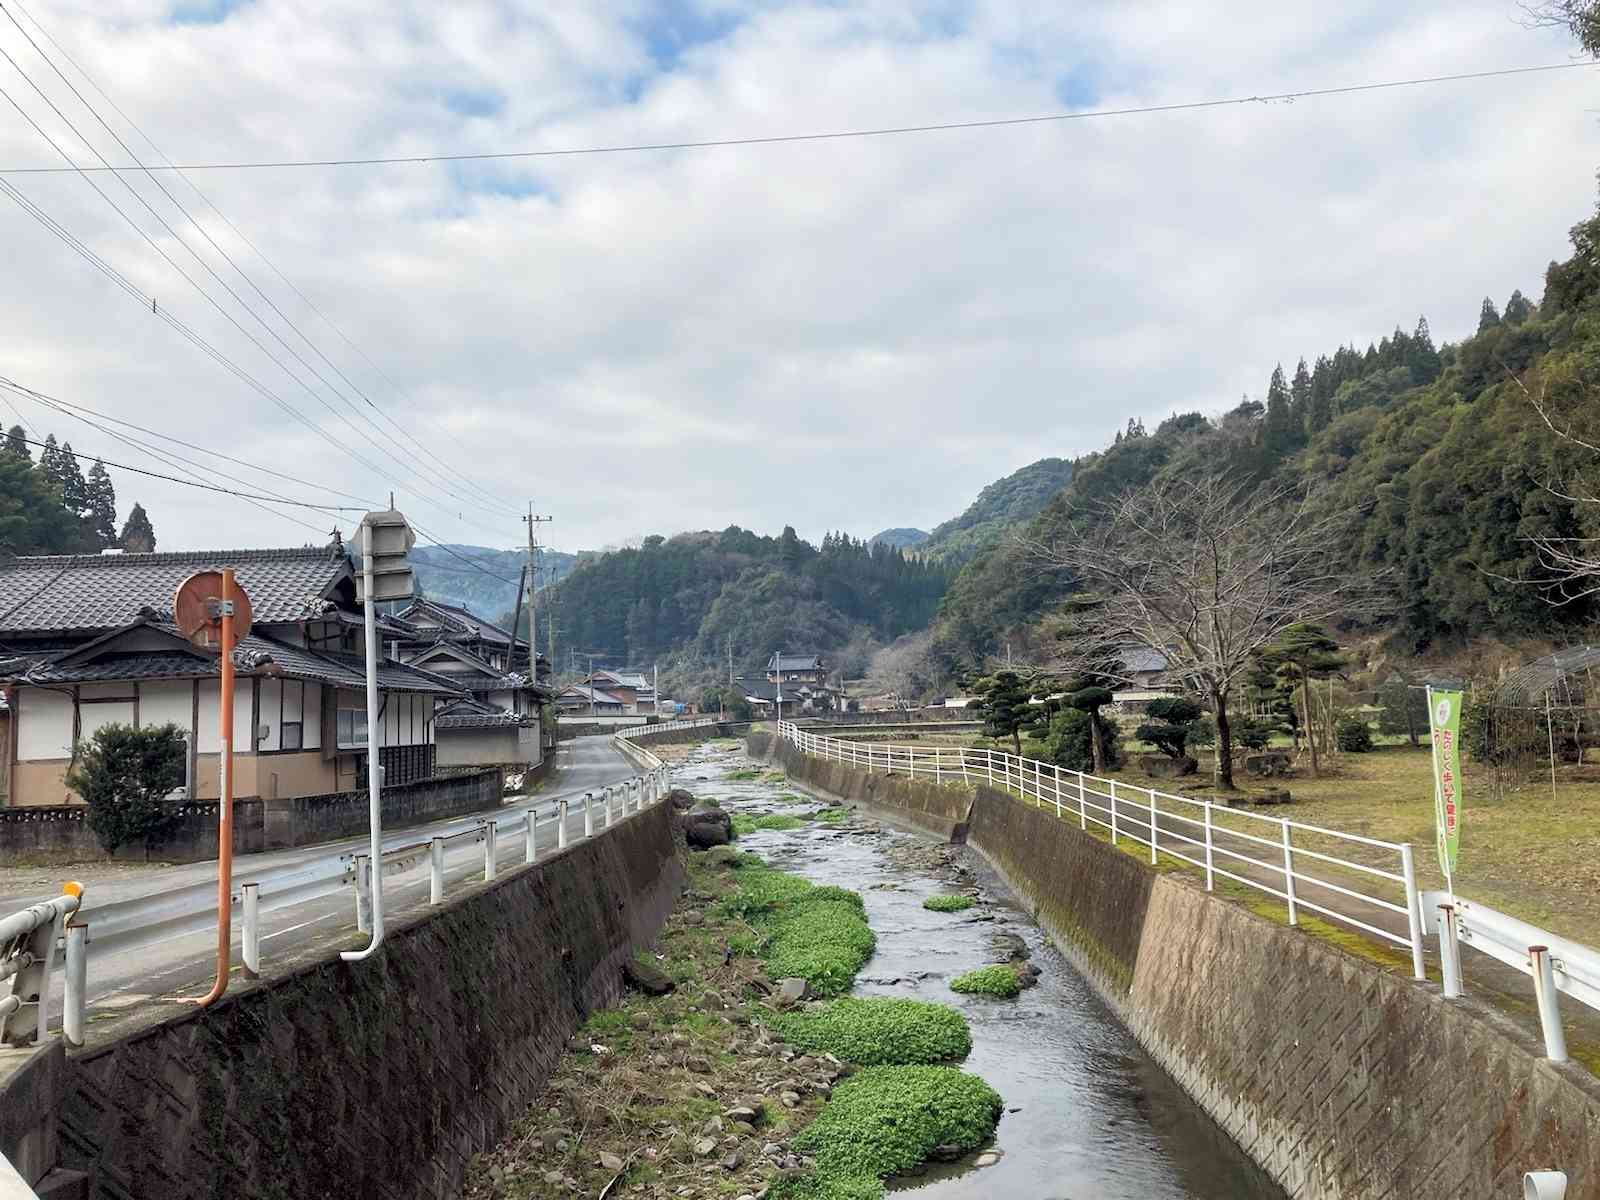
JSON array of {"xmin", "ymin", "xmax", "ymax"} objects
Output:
[
  {"xmin": 1119, "ymin": 647, "xmax": 1169, "ymax": 675},
  {"xmin": 557, "ymin": 684, "xmax": 625, "ymax": 705},
  {"xmin": 0, "ymin": 546, "xmax": 351, "ymax": 636},
  {"xmin": 5, "ymin": 622, "xmax": 466, "ymax": 696},
  {"xmin": 767, "ymin": 653, "xmax": 823, "ymax": 672},
  {"xmin": 399, "ymin": 599, "xmax": 518, "ymax": 646},
  {"xmin": 435, "ymin": 699, "xmax": 534, "ymax": 730}
]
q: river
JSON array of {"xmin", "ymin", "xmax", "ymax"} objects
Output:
[{"xmin": 678, "ymin": 743, "xmax": 1285, "ymax": 1200}]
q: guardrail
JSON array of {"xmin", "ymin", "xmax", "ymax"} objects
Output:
[
  {"xmin": 614, "ymin": 716, "xmax": 725, "ymax": 740},
  {"xmin": 0, "ymin": 749, "xmax": 673, "ymax": 1054},
  {"xmin": 1421, "ymin": 889, "xmax": 1600, "ymax": 1064},
  {"xmin": 776, "ymin": 721, "xmax": 1429, "ymax": 981}
]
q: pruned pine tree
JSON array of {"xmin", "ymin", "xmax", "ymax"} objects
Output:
[{"xmin": 119, "ymin": 502, "xmax": 156, "ymax": 553}]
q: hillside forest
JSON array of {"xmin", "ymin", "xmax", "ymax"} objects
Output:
[{"xmin": 531, "ymin": 180, "xmax": 1600, "ymax": 713}]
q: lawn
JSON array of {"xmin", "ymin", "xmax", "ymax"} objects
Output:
[{"xmin": 1081, "ymin": 744, "xmax": 1600, "ymax": 944}]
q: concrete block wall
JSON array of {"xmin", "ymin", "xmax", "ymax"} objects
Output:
[
  {"xmin": 19, "ymin": 800, "xmax": 685, "ymax": 1200},
  {"xmin": 758, "ymin": 734, "xmax": 1600, "ymax": 1200}
]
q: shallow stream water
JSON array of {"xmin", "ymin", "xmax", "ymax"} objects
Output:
[{"xmin": 679, "ymin": 744, "xmax": 1285, "ymax": 1200}]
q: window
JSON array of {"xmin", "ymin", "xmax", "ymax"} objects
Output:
[
  {"xmin": 281, "ymin": 722, "xmax": 303, "ymax": 751},
  {"xmin": 336, "ymin": 698, "xmax": 367, "ymax": 749}
]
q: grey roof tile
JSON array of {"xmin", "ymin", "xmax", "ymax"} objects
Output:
[{"xmin": 0, "ymin": 546, "xmax": 351, "ymax": 635}]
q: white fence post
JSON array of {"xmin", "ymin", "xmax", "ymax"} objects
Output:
[
  {"xmin": 604, "ymin": 787, "xmax": 614, "ymax": 827},
  {"xmin": 430, "ymin": 836, "xmax": 445, "ymax": 902},
  {"xmin": 1438, "ymin": 905, "xmax": 1463, "ymax": 998},
  {"xmin": 558, "ymin": 798, "xmax": 569, "ymax": 849},
  {"xmin": 1053, "ymin": 766, "xmax": 1062, "ymax": 817},
  {"xmin": 584, "ymin": 793, "xmax": 595, "ymax": 838},
  {"xmin": 1529, "ymin": 945, "xmax": 1570, "ymax": 1063},
  {"xmin": 1203, "ymin": 802, "xmax": 1214, "ymax": 891},
  {"xmin": 1110, "ymin": 782, "xmax": 1119, "ymax": 846},
  {"xmin": 1078, "ymin": 772, "xmax": 1087, "ymax": 829},
  {"xmin": 63, "ymin": 920, "xmax": 87, "ymax": 1047},
  {"xmin": 1400, "ymin": 844, "xmax": 1425, "ymax": 981},
  {"xmin": 1149, "ymin": 789, "xmax": 1159, "ymax": 865},
  {"xmin": 1281, "ymin": 819, "xmax": 1297, "ymax": 925},
  {"xmin": 525, "ymin": 811, "xmax": 538, "ymax": 863},
  {"xmin": 484, "ymin": 821, "xmax": 498, "ymax": 881},
  {"xmin": 241, "ymin": 883, "xmax": 260, "ymax": 979}
]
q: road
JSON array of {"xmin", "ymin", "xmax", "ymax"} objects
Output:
[{"xmin": 3, "ymin": 735, "xmax": 643, "ymax": 1031}]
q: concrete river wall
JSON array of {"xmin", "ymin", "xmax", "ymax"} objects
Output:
[
  {"xmin": 751, "ymin": 730, "xmax": 1600, "ymax": 1200},
  {"xmin": 2, "ymin": 774, "xmax": 685, "ymax": 1199}
]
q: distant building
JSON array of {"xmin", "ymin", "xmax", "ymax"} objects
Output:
[
  {"xmin": 582, "ymin": 669, "xmax": 654, "ymax": 713},
  {"xmin": 767, "ymin": 653, "xmax": 827, "ymax": 686},
  {"xmin": 1110, "ymin": 647, "xmax": 1176, "ymax": 716},
  {"xmin": 556, "ymin": 684, "xmax": 627, "ymax": 715}
]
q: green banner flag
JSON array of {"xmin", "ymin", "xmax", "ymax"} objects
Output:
[{"xmin": 1427, "ymin": 688, "xmax": 1463, "ymax": 878}]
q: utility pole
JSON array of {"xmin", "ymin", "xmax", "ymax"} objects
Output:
[
  {"xmin": 727, "ymin": 635, "xmax": 734, "ymax": 686},
  {"xmin": 522, "ymin": 503, "xmax": 552, "ymax": 684},
  {"xmin": 654, "ymin": 662, "xmax": 660, "ymax": 717}
]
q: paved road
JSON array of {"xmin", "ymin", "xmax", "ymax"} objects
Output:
[{"xmin": 5, "ymin": 735, "xmax": 643, "ymax": 1029}]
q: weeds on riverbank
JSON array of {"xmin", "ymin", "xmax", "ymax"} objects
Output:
[
  {"xmin": 922, "ymin": 894, "xmax": 974, "ymax": 913},
  {"xmin": 732, "ymin": 812, "xmax": 808, "ymax": 836},
  {"xmin": 950, "ymin": 965, "xmax": 1023, "ymax": 998},
  {"xmin": 773, "ymin": 998, "xmax": 971, "ymax": 1066}
]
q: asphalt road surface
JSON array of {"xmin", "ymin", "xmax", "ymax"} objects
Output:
[{"xmin": 2, "ymin": 734, "xmax": 643, "ymax": 1031}]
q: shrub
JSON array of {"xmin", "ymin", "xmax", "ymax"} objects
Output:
[
  {"xmin": 773, "ymin": 998, "xmax": 971, "ymax": 1066},
  {"xmin": 921, "ymin": 894, "xmax": 974, "ymax": 913},
  {"xmin": 1038, "ymin": 707, "xmax": 1122, "ymax": 772},
  {"xmin": 1187, "ymin": 714, "xmax": 1218, "ymax": 748},
  {"xmin": 1334, "ymin": 712, "xmax": 1374, "ymax": 753},
  {"xmin": 1235, "ymin": 718, "xmax": 1274, "ymax": 751},
  {"xmin": 949, "ymin": 965, "xmax": 1021, "ymax": 998},
  {"xmin": 790, "ymin": 1066, "xmax": 1001, "ymax": 1190},
  {"xmin": 1134, "ymin": 697, "xmax": 1206, "ymax": 761},
  {"xmin": 66, "ymin": 722, "xmax": 187, "ymax": 853}
]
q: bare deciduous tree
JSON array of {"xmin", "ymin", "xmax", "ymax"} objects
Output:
[
  {"xmin": 1024, "ymin": 471, "xmax": 1383, "ymax": 791},
  {"xmin": 866, "ymin": 629, "xmax": 936, "ymax": 710},
  {"xmin": 1505, "ymin": 366, "xmax": 1600, "ymax": 602}
]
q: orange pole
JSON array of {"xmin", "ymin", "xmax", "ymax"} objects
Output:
[{"xmin": 198, "ymin": 568, "xmax": 236, "ymax": 1008}]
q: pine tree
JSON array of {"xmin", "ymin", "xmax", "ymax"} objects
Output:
[
  {"xmin": 1305, "ymin": 355, "xmax": 1336, "ymax": 436},
  {"xmin": 119, "ymin": 502, "xmax": 156, "ymax": 553},
  {"xmin": 3, "ymin": 425, "xmax": 28, "ymax": 461},
  {"xmin": 1478, "ymin": 297, "xmax": 1502, "ymax": 332},
  {"xmin": 86, "ymin": 460, "xmax": 117, "ymax": 548},
  {"xmin": 1503, "ymin": 289, "xmax": 1535, "ymax": 326},
  {"xmin": 1289, "ymin": 358, "xmax": 1312, "ymax": 428},
  {"xmin": 56, "ymin": 442, "xmax": 89, "ymax": 518},
  {"xmin": 38, "ymin": 433, "xmax": 61, "ymax": 486},
  {"xmin": 1262, "ymin": 363, "xmax": 1297, "ymax": 456},
  {"xmin": 1408, "ymin": 316, "xmax": 1441, "ymax": 384}
]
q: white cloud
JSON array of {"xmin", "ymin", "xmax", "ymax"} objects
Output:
[{"xmin": 0, "ymin": 0, "xmax": 1595, "ymax": 554}]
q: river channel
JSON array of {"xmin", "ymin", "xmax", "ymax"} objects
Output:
[{"xmin": 677, "ymin": 742, "xmax": 1285, "ymax": 1200}]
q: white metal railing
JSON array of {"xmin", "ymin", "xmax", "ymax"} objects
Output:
[
  {"xmin": 0, "ymin": 752, "xmax": 673, "ymax": 1052},
  {"xmin": 615, "ymin": 716, "xmax": 725, "ymax": 740},
  {"xmin": 775, "ymin": 721, "xmax": 1428, "ymax": 982}
]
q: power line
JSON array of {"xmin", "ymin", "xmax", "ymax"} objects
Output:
[
  {"xmin": 3, "ymin": 0, "xmax": 520, "ymax": 520},
  {"xmin": 0, "ymin": 61, "xmax": 1592, "ymax": 175},
  {"xmin": 0, "ymin": 37, "xmax": 515, "ymax": 530},
  {"xmin": 3, "ymin": 430, "xmax": 364, "ymax": 510}
]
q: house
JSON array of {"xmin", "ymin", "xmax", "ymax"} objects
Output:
[
  {"xmin": 581, "ymin": 669, "xmax": 654, "ymax": 713},
  {"xmin": 737, "ymin": 675, "xmax": 833, "ymax": 718},
  {"xmin": 432, "ymin": 698, "xmax": 542, "ymax": 774},
  {"xmin": 555, "ymin": 684, "xmax": 627, "ymax": 715},
  {"xmin": 395, "ymin": 598, "xmax": 545, "ymax": 678},
  {"xmin": 0, "ymin": 544, "xmax": 469, "ymax": 807},
  {"xmin": 767, "ymin": 653, "xmax": 827, "ymax": 687},
  {"xmin": 1109, "ymin": 646, "xmax": 1177, "ymax": 716}
]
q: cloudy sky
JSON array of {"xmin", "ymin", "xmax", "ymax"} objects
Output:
[{"xmin": 1, "ymin": 1, "xmax": 1595, "ymax": 557}]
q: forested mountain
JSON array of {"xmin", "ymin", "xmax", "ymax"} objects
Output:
[
  {"xmin": 409, "ymin": 544, "xmax": 580, "ymax": 617},
  {"xmin": 868, "ymin": 527, "xmax": 929, "ymax": 550},
  {"xmin": 1, "ymin": 426, "xmax": 155, "ymax": 557},
  {"xmin": 928, "ymin": 193, "xmax": 1600, "ymax": 678},
  {"xmin": 920, "ymin": 457, "xmax": 1074, "ymax": 566},
  {"xmin": 545, "ymin": 526, "xmax": 951, "ymax": 679}
]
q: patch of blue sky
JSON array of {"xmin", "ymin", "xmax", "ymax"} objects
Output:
[
  {"xmin": 443, "ymin": 159, "xmax": 549, "ymax": 207},
  {"xmin": 630, "ymin": 0, "xmax": 743, "ymax": 74},
  {"xmin": 442, "ymin": 88, "xmax": 506, "ymax": 120},
  {"xmin": 169, "ymin": 0, "xmax": 250, "ymax": 26}
]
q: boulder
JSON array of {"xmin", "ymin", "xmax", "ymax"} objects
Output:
[
  {"xmin": 702, "ymin": 845, "xmax": 743, "ymax": 869},
  {"xmin": 624, "ymin": 957, "xmax": 676, "ymax": 996},
  {"xmin": 683, "ymin": 808, "xmax": 734, "ymax": 848},
  {"xmin": 1244, "ymin": 752, "xmax": 1293, "ymax": 779},
  {"xmin": 668, "ymin": 787, "xmax": 697, "ymax": 810},
  {"xmin": 775, "ymin": 977, "xmax": 810, "ymax": 1006},
  {"xmin": 1137, "ymin": 753, "xmax": 1197, "ymax": 779}
]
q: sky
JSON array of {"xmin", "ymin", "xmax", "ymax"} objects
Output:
[{"xmin": 0, "ymin": 1, "xmax": 1596, "ymax": 559}]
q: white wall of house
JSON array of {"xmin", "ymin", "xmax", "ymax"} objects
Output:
[
  {"xmin": 141, "ymin": 680, "xmax": 193, "ymax": 732},
  {"xmin": 17, "ymin": 689, "xmax": 73, "ymax": 759}
]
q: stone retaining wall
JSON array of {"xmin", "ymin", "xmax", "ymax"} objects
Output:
[
  {"xmin": 754, "ymin": 734, "xmax": 1600, "ymax": 1200},
  {"xmin": 0, "ymin": 771, "xmax": 502, "ymax": 864},
  {"xmin": 3, "ymin": 801, "xmax": 686, "ymax": 1200}
]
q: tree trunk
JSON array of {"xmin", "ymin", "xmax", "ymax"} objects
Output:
[
  {"xmin": 1404, "ymin": 697, "xmax": 1419, "ymax": 747},
  {"xmin": 1088, "ymin": 709, "xmax": 1106, "ymax": 774},
  {"xmin": 1012, "ymin": 728, "xmax": 1021, "ymax": 757},
  {"xmin": 1299, "ymin": 670, "xmax": 1320, "ymax": 777},
  {"xmin": 1214, "ymin": 691, "xmax": 1236, "ymax": 791}
]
